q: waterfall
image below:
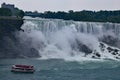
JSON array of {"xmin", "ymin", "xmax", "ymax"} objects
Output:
[{"xmin": 18, "ymin": 16, "xmax": 120, "ymax": 60}]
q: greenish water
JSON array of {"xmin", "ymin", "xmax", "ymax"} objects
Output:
[{"xmin": 0, "ymin": 59, "xmax": 120, "ymax": 80}]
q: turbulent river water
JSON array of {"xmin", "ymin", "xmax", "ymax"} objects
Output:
[{"xmin": 1, "ymin": 59, "xmax": 120, "ymax": 80}]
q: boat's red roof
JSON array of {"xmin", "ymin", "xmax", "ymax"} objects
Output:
[{"xmin": 14, "ymin": 65, "xmax": 33, "ymax": 69}]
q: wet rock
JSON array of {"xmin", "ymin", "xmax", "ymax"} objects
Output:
[
  {"xmin": 107, "ymin": 47, "xmax": 114, "ymax": 53},
  {"xmin": 115, "ymin": 57, "xmax": 120, "ymax": 59},
  {"xmin": 95, "ymin": 53, "xmax": 101, "ymax": 57},
  {"xmin": 114, "ymin": 49, "xmax": 119, "ymax": 52}
]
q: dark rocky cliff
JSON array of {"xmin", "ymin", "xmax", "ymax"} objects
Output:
[
  {"xmin": 0, "ymin": 17, "xmax": 39, "ymax": 58},
  {"xmin": 0, "ymin": 17, "xmax": 22, "ymax": 35}
]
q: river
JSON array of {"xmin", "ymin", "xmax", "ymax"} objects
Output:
[{"xmin": 0, "ymin": 59, "xmax": 120, "ymax": 80}]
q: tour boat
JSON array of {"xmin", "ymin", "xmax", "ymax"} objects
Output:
[{"xmin": 11, "ymin": 65, "xmax": 35, "ymax": 73}]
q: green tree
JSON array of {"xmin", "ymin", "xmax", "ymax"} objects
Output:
[{"xmin": 0, "ymin": 8, "xmax": 12, "ymax": 16}]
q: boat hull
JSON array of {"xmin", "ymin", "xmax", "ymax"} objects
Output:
[{"xmin": 11, "ymin": 69, "xmax": 35, "ymax": 73}]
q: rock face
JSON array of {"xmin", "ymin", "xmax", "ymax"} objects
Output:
[
  {"xmin": 0, "ymin": 17, "xmax": 22, "ymax": 37},
  {"xmin": 0, "ymin": 17, "xmax": 40, "ymax": 58},
  {"xmin": 87, "ymin": 42, "xmax": 120, "ymax": 59}
]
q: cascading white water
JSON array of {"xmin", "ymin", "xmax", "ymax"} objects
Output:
[{"xmin": 18, "ymin": 16, "xmax": 120, "ymax": 61}]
